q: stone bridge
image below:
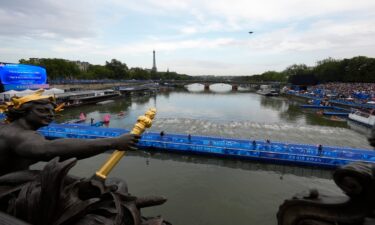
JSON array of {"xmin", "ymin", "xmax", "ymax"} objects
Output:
[
  {"xmin": 160, "ymin": 80, "xmax": 283, "ymax": 91},
  {"xmin": 50, "ymin": 80, "xmax": 283, "ymax": 92}
]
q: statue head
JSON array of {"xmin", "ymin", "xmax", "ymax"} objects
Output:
[
  {"xmin": 9, "ymin": 99, "xmax": 56, "ymax": 128},
  {"xmin": 1, "ymin": 89, "xmax": 63, "ymax": 129}
]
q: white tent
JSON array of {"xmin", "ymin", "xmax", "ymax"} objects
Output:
[
  {"xmin": 2, "ymin": 90, "xmax": 20, "ymax": 95},
  {"xmin": 47, "ymin": 88, "xmax": 64, "ymax": 94},
  {"xmin": 22, "ymin": 89, "xmax": 35, "ymax": 95},
  {"xmin": 0, "ymin": 90, "xmax": 20, "ymax": 101},
  {"xmin": 0, "ymin": 88, "xmax": 64, "ymax": 101}
]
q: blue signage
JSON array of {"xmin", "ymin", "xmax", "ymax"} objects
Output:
[
  {"xmin": 0, "ymin": 63, "xmax": 47, "ymax": 91},
  {"xmin": 0, "ymin": 63, "xmax": 47, "ymax": 85}
]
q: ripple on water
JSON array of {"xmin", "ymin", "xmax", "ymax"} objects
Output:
[{"xmin": 151, "ymin": 118, "xmax": 372, "ymax": 149}]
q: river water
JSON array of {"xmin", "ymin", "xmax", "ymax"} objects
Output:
[{"xmin": 53, "ymin": 84, "xmax": 373, "ymax": 225}]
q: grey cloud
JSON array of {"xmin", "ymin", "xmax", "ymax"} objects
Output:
[{"xmin": 0, "ymin": 0, "xmax": 95, "ymax": 39}]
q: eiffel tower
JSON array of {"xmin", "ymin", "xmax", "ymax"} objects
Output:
[{"xmin": 152, "ymin": 50, "xmax": 157, "ymax": 72}]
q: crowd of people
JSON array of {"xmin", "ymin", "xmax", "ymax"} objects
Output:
[
  {"xmin": 288, "ymin": 82, "xmax": 375, "ymax": 106},
  {"xmin": 311, "ymin": 83, "xmax": 375, "ymax": 100}
]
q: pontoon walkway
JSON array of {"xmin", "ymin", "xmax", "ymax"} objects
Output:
[{"xmin": 38, "ymin": 123, "xmax": 375, "ymax": 169}]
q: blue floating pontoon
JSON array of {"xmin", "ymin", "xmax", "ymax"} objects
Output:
[
  {"xmin": 322, "ymin": 111, "xmax": 349, "ymax": 117},
  {"xmin": 300, "ymin": 105, "xmax": 333, "ymax": 109},
  {"xmin": 300, "ymin": 105, "xmax": 351, "ymax": 113},
  {"xmin": 38, "ymin": 123, "xmax": 375, "ymax": 169}
]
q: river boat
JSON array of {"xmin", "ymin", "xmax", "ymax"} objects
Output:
[
  {"xmin": 348, "ymin": 110, "xmax": 375, "ymax": 127},
  {"xmin": 55, "ymin": 89, "xmax": 119, "ymax": 107},
  {"xmin": 38, "ymin": 123, "xmax": 375, "ymax": 169},
  {"xmin": 256, "ymin": 85, "xmax": 279, "ymax": 96}
]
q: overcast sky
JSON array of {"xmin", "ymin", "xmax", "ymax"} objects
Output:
[{"xmin": 1, "ymin": 0, "xmax": 374, "ymax": 75}]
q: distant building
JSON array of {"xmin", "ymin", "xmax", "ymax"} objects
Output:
[
  {"xmin": 73, "ymin": 61, "xmax": 90, "ymax": 71},
  {"xmin": 29, "ymin": 58, "xmax": 39, "ymax": 62}
]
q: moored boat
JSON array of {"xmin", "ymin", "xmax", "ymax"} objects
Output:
[
  {"xmin": 256, "ymin": 85, "xmax": 279, "ymax": 96},
  {"xmin": 348, "ymin": 110, "xmax": 375, "ymax": 127},
  {"xmin": 55, "ymin": 89, "xmax": 120, "ymax": 107}
]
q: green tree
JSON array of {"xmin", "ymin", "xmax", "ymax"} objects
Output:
[
  {"xmin": 105, "ymin": 59, "xmax": 129, "ymax": 79},
  {"xmin": 84, "ymin": 65, "xmax": 113, "ymax": 79},
  {"xmin": 260, "ymin": 71, "xmax": 288, "ymax": 82},
  {"xmin": 129, "ymin": 67, "xmax": 151, "ymax": 80},
  {"xmin": 284, "ymin": 64, "xmax": 309, "ymax": 77},
  {"xmin": 19, "ymin": 58, "xmax": 81, "ymax": 80},
  {"xmin": 313, "ymin": 58, "xmax": 342, "ymax": 82},
  {"xmin": 286, "ymin": 64, "xmax": 318, "ymax": 85},
  {"xmin": 341, "ymin": 56, "xmax": 375, "ymax": 82}
]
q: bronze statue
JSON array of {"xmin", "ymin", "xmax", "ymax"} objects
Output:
[
  {"xmin": 0, "ymin": 90, "xmax": 169, "ymax": 225},
  {"xmin": 277, "ymin": 126, "xmax": 375, "ymax": 225},
  {"xmin": 0, "ymin": 90, "xmax": 141, "ymax": 176}
]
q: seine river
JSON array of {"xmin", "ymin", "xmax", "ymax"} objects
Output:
[{"xmin": 53, "ymin": 84, "xmax": 372, "ymax": 225}]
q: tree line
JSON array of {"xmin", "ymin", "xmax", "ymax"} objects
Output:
[
  {"xmin": 233, "ymin": 56, "xmax": 375, "ymax": 84},
  {"xmin": 18, "ymin": 58, "xmax": 192, "ymax": 81},
  {"xmin": 19, "ymin": 56, "xmax": 375, "ymax": 83}
]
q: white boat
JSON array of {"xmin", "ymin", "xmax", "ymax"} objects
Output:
[
  {"xmin": 56, "ymin": 89, "xmax": 119, "ymax": 107},
  {"xmin": 348, "ymin": 110, "xmax": 375, "ymax": 127},
  {"xmin": 256, "ymin": 85, "xmax": 279, "ymax": 96}
]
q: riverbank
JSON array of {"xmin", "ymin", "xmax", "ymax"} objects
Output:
[{"xmin": 50, "ymin": 81, "xmax": 149, "ymax": 91}]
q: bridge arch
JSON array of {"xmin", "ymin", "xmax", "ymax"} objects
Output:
[
  {"xmin": 161, "ymin": 80, "xmax": 283, "ymax": 92},
  {"xmin": 186, "ymin": 82, "xmax": 239, "ymax": 91}
]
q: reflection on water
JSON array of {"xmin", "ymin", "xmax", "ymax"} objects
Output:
[
  {"xmin": 260, "ymin": 95, "xmax": 288, "ymax": 111},
  {"xmin": 59, "ymin": 151, "xmax": 340, "ymax": 225},
  {"xmin": 131, "ymin": 151, "xmax": 333, "ymax": 180},
  {"xmin": 347, "ymin": 120, "xmax": 372, "ymax": 137},
  {"xmin": 186, "ymin": 83, "xmax": 252, "ymax": 93},
  {"xmin": 186, "ymin": 83, "xmax": 234, "ymax": 92}
]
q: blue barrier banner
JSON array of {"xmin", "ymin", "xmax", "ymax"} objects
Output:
[{"xmin": 37, "ymin": 123, "xmax": 375, "ymax": 169}]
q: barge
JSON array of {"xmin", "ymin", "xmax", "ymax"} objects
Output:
[{"xmin": 55, "ymin": 89, "xmax": 120, "ymax": 107}]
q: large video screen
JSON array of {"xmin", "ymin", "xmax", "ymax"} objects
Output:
[
  {"xmin": 0, "ymin": 63, "xmax": 47, "ymax": 85},
  {"xmin": 0, "ymin": 63, "xmax": 49, "ymax": 91}
]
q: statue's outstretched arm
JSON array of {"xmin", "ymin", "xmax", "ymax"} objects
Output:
[{"xmin": 12, "ymin": 130, "xmax": 139, "ymax": 161}]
